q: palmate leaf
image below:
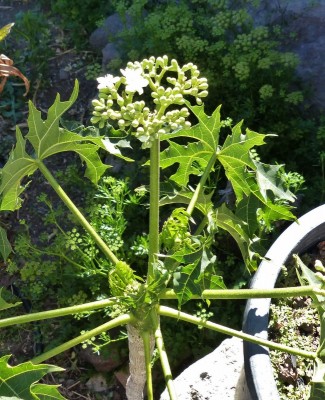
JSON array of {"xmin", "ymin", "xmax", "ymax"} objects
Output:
[
  {"xmin": 0, "ymin": 226, "xmax": 12, "ymax": 261},
  {"xmin": 160, "ymin": 104, "xmax": 221, "ymax": 186},
  {"xmin": 26, "ymin": 80, "xmax": 109, "ymax": 184},
  {"xmin": 217, "ymin": 124, "xmax": 266, "ymax": 203},
  {"xmin": 0, "ymin": 355, "xmax": 65, "ymax": 400},
  {"xmin": 172, "ymin": 246, "xmax": 225, "ymax": 305},
  {"xmin": 0, "ymin": 81, "xmax": 109, "ymax": 212}
]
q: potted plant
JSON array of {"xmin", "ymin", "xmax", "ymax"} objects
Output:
[
  {"xmin": 243, "ymin": 204, "xmax": 325, "ymax": 399},
  {"xmin": 1, "ymin": 38, "xmax": 325, "ymax": 398}
]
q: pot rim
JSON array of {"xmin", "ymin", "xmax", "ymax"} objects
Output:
[{"xmin": 242, "ymin": 204, "xmax": 325, "ymax": 400}]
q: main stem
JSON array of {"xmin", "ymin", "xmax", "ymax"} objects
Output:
[
  {"xmin": 148, "ymin": 138, "xmax": 160, "ymax": 281},
  {"xmin": 37, "ymin": 160, "xmax": 119, "ymax": 266}
]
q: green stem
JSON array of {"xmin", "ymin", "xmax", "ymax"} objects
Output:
[
  {"xmin": 158, "ymin": 306, "xmax": 316, "ymax": 360},
  {"xmin": 148, "ymin": 137, "xmax": 160, "ymax": 280},
  {"xmin": 0, "ymin": 298, "xmax": 116, "ymax": 328},
  {"xmin": 37, "ymin": 160, "xmax": 119, "ymax": 266},
  {"xmin": 142, "ymin": 330, "xmax": 154, "ymax": 400},
  {"xmin": 154, "ymin": 322, "xmax": 177, "ymax": 400},
  {"xmin": 159, "ymin": 285, "xmax": 320, "ymax": 300},
  {"xmin": 186, "ymin": 151, "xmax": 217, "ymax": 216},
  {"xmin": 32, "ymin": 313, "xmax": 133, "ymax": 364}
]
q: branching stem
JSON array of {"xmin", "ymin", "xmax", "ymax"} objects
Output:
[
  {"xmin": 160, "ymin": 285, "xmax": 320, "ymax": 300},
  {"xmin": 0, "ymin": 298, "xmax": 117, "ymax": 328},
  {"xmin": 32, "ymin": 313, "xmax": 133, "ymax": 364},
  {"xmin": 37, "ymin": 160, "xmax": 120, "ymax": 266},
  {"xmin": 158, "ymin": 305, "xmax": 316, "ymax": 360}
]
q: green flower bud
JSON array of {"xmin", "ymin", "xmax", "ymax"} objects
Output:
[
  {"xmin": 132, "ymin": 120, "xmax": 140, "ymax": 128},
  {"xmin": 117, "ymin": 97, "xmax": 124, "ymax": 106},
  {"xmin": 192, "ymin": 70, "xmax": 200, "ymax": 78},
  {"xmin": 159, "ymin": 95, "xmax": 167, "ymax": 104},
  {"xmin": 92, "ymin": 99, "xmax": 103, "ymax": 107},
  {"xmin": 180, "ymin": 107, "xmax": 189, "ymax": 117},
  {"xmin": 157, "ymin": 86, "xmax": 165, "ymax": 96},
  {"xmin": 198, "ymin": 82, "xmax": 208, "ymax": 90},
  {"xmin": 198, "ymin": 90, "xmax": 208, "ymax": 97},
  {"xmin": 174, "ymin": 94, "xmax": 185, "ymax": 103},
  {"xmin": 92, "ymin": 111, "xmax": 102, "ymax": 116},
  {"xmin": 171, "ymin": 59, "xmax": 178, "ymax": 70},
  {"xmin": 90, "ymin": 116, "xmax": 101, "ymax": 124},
  {"xmin": 167, "ymin": 77, "xmax": 177, "ymax": 85},
  {"xmin": 118, "ymin": 119, "xmax": 126, "ymax": 127}
]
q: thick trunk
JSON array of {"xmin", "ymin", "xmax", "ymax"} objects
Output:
[{"xmin": 126, "ymin": 324, "xmax": 155, "ymax": 400}]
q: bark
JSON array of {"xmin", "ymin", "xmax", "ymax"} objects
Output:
[{"xmin": 126, "ymin": 324, "xmax": 155, "ymax": 400}]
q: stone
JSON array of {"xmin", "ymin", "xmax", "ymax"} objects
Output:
[
  {"xmin": 89, "ymin": 13, "xmax": 126, "ymax": 51},
  {"xmin": 86, "ymin": 373, "xmax": 108, "ymax": 392},
  {"xmin": 159, "ymin": 337, "xmax": 251, "ymax": 400},
  {"xmin": 89, "ymin": 13, "xmax": 132, "ymax": 67}
]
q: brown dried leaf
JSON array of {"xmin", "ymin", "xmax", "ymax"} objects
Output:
[{"xmin": 0, "ymin": 54, "xmax": 29, "ymax": 95}]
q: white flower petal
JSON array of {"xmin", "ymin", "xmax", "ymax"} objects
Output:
[
  {"xmin": 121, "ymin": 67, "xmax": 149, "ymax": 95},
  {"xmin": 97, "ymin": 74, "xmax": 119, "ymax": 89}
]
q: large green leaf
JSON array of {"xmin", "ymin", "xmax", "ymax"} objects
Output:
[
  {"xmin": 0, "ymin": 355, "xmax": 65, "ymax": 399},
  {"xmin": 160, "ymin": 104, "xmax": 221, "ymax": 186},
  {"xmin": 26, "ymin": 80, "xmax": 109, "ymax": 184},
  {"xmin": 0, "ymin": 226, "xmax": 12, "ymax": 261},
  {"xmin": 0, "ymin": 81, "xmax": 110, "ymax": 212}
]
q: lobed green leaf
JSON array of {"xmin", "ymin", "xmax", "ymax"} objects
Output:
[{"xmin": 0, "ymin": 355, "xmax": 65, "ymax": 399}]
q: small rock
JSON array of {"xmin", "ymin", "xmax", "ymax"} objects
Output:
[{"xmin": 86, "ymin": 373, "xmax": 108, "ymax": 393}]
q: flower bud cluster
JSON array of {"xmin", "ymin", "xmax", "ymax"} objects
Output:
[{"xmin": 91, "ymin": 55, "xmax": 209, "ymax": 148}]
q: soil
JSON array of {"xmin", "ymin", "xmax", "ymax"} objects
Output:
[{"xmin": 269, "ymin": 242, "xmax": 325, "ymax": 400}]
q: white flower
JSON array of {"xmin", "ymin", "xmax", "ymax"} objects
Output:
[
  {"xmin": 97, "ymin": 74, "xmax": 119, "ymax": 90},
  {"xmin": 120, "ymin": 66, "xmax": 149, "ymax": 95}
]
